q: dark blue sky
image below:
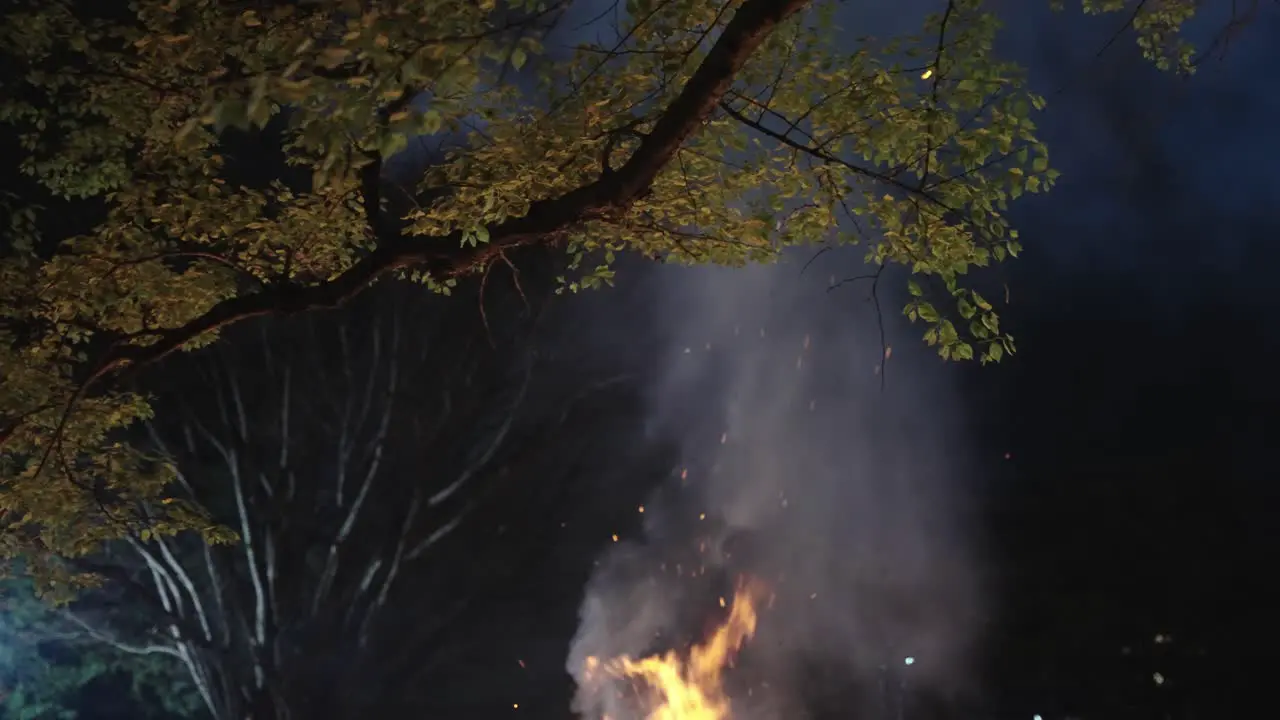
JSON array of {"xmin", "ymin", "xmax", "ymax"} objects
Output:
[
  {"xmin": 960, "ymin": 7, "xmax": 1278, "ymax": 717},
  {"xmin": 1008, "ymin": 2, "xmax": 1280, "ymax": 307}
]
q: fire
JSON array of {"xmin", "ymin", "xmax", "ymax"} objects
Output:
[{"xmin": 584, "ymin": 582, "xmax": 763, "ymax": 720}]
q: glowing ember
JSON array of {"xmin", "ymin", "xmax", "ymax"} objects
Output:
[{"xmin": 584, "ymin": 582, "xmax": 763, "ymax": 720}]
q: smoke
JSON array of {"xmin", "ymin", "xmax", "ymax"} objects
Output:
[{"xmin": 565, "ymin": 248, "xmax": 986, "ymax": 719}]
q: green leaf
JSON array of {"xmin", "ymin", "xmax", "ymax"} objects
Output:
[
  {"xmin": 917, "ymin": 302, "xmax": 939, "ymax": 323},
  {"xmin": 986, "ymin": 341, "xmax": 1005, "ymax": 363},
  {"xmin": 421, "ymin": 109, "xmax": 443, "ymax": 134}
]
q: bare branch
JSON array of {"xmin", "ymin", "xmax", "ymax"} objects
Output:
[
  {"xmin": 313, "ymin": 319, "xmax": 400, "ymax": 612},
  {"xmin": 62, "ymin": 610, "xmax": 182, "ymax": 658},
  {"xmin": 199, "ymin": 540, "xmax": 232, "ymax": 648},
  {"xmin": 828, "ymin": 265, "xmax": 888, "ymax": 390},
  {"xmin": 424, "ymin": 360, "xmax": 532, "ymax": 510},
  {"xmin": 406, "ymin": 513, "xmax": 466, "ymax": 562},
  {"xmin": 229, "ymin": 450, "xmax": 267, "ymax": 686},
  {"xmin": 278, "ymin": 364, "xmax": 291, "ymax": 478},
  {"xmin": 358, "ymin": 488, "xmax": 422, "ymax": 648},
  {"xmin": 153, "ymin": 535, "xmax": 215, "ymax": 643},
  {"xmin": 130, "ymin": 538, "xmax": 184, "ymax": 619}
]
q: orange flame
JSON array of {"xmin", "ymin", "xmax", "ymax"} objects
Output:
[{"xmin": 585, "ymin": 582, "xmax": 763, "ymax": 720}]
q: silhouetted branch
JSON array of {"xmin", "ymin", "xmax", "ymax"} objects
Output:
[{"xmin": 55, "ymin": 0, "xmax": 811, "ymax": 407}]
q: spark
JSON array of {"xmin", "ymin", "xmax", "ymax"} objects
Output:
[
  {"xmin": 921, "ymin": 68, "xmax": 934, "ymax": 79},
  {"xmin": 612, "ymin": 534, "xmax": 619, "ymax": 542},
  {"xmin": 639, "ymin": 505, "xmax": 646, "ymax": 513}
]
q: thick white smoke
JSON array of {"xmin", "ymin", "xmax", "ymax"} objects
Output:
[{"xmin": 566, "ymin": 248, "xmax": 987, "ymax": 719}]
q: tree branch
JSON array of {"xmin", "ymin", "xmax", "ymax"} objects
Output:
[
  {"xmin": 73, "ymin": 0, "xmax": 811, "ymax": 395},
  {"xmin": 62, "ymin": 610, "xmax": 182, "ymax": 658},
  {"xmin": 229, "ymin": 449, "xmax": 268, "ymax": 686}
]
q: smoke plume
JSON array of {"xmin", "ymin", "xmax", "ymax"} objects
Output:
[{"xmin": 565, "ymin": 248, "xmax": 987, "ymax": 719}]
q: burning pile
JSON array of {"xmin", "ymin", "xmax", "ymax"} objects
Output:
[{"xmin": 582, "ymin": 581, "xmax": 764, "ymax": 720}]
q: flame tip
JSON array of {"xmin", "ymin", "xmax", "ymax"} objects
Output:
[{"xmin": 583, "ymin": 582, "xmax": 767, "ymax": 719}]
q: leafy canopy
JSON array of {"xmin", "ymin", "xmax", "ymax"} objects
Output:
[{"xmin": 0, "ymin": 0, "xmax": 1198, "ymax": 575}]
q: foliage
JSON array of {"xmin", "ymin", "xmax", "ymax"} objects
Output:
[
  {"xmin": 0, "ymin": 578, "xmax": 202, "ymax": 719},
  {"xmin": 0, "ymin": 0, "xmax": 1201, "ymax": 571}
]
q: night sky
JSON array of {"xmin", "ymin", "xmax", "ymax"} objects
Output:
[
  {"xmin": 457, "ymin": 6, "xmax": 1280, "ymax": 718},
  {"xmin": 2, "ymin": 2, "xmax": 1278, "ymax": 720},
  {"xmin": 387, "ymin": 7, "xmax": 1280, "ymax": 714}
]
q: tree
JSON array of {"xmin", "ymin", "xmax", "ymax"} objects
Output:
[
  {"xmin": 119, "ymin": 278, "xmax": 642, "ymax": 718},
  {"xmin": 14, "ymin": 275, "xmax": 640, "ymax": 720},
  {"xmin": 0, "ymin": 0, "xmax": 1211, "ymax": 573}
]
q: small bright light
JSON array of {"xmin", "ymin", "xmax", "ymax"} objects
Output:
[
  {"xmin": 904, "ymin": 656, "xmax": 915, "ymax": 666},
  {"xmin": 1033, "ymin": 715, "xmax": 1043, "ymax": 720}
]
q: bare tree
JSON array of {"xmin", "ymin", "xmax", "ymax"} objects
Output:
[{"xmin": 56, "ymin": 278, "xmax": 630, "ymax": 720}]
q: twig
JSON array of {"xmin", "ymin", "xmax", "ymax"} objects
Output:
[{"xmin": 828, "ymin": 265, "xmax": 888, "ymax": 390}]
